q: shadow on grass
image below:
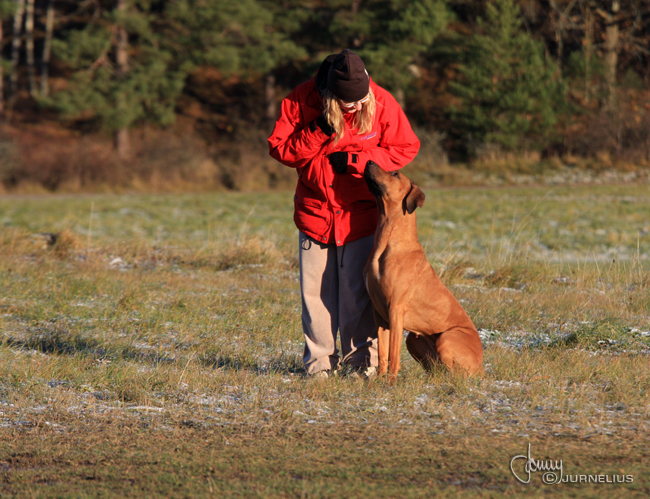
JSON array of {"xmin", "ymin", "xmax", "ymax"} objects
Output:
[
  {"xmin": 4, "ymin": 327, "xmax": 306, "ymax": 375},
  {"xmin": 5, "ymin": 328, "xmax": 104, "ymax": 357},
  {"xmin": 199, "ymin": 351, "xmax": 305, "ymax": 375},
  {"xmin": 3, "ymin": 325, "xmax": 178, "ymax": 366}
]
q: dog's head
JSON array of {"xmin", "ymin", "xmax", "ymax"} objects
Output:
[{"xmin": 364, "ymin": 160, "xmax": 425, "ymax": 215}]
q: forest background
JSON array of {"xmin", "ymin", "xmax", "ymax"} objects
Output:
[{"xmin": 0, "ymin": 0, "xmax": 648, "ymax": 193}]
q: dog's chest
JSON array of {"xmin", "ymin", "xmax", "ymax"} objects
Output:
[
  {"xmin": 365, "ymin": 254, "xmax": 399, "ymax": 313},
  {"xmin": 365, "ymin": 260, "xmax": 381, "ymax": 294},
  {"xmin": 365, "ymin": 269, "xmax": 389, "ymax": 320}
]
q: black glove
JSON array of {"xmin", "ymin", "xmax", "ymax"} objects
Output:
[
  {"xmin": 329, "ymin": 152, "xmax": 350, "ymax": 174},
  {"xmin": 309, "ymin": 114, "xmax": 334, "ymax": 136}
]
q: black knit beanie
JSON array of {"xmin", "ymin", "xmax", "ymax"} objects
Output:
[{"xmin": 327, "ymin": 49, "xmax": 369, "ymax": 102}]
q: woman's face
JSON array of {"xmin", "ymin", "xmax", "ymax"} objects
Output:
[{"xmin": 339, "ymin": 94, "xmax": 370, "ymax": 114}]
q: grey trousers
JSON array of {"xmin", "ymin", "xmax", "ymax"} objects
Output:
[{"xmin": 299, "ymin": 231, "xmax": 378, "ymax": 374}]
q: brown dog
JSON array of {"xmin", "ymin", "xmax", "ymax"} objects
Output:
[{"xmin": 363, "ymin": 160, "xmax": 483, "ymax": 379}]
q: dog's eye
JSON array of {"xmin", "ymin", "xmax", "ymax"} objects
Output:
[{"xmin": 391, "ymin": 171, "xmax": 399, "ymax": 177}]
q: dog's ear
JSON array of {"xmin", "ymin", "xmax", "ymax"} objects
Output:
[{"xmin": 404, "ymin": 183, "xmax": 425, "ymax": 214}]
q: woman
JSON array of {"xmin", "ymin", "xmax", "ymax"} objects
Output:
[{"xmin": 268, "ymin": 49, "xmax": 420, "ymax": 378}]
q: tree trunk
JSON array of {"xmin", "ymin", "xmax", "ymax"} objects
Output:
[
  {"xmin": 582, "ymin": 1, "xmax": 593, "ymax": 102},
  {"xmin": 115, "ymin": 1, "xmax": 129, "ymax": 77},
  {"xmin": 265, "ymin": 72, "xmax": 276, "ymax": 130},
  {"xmin": 550, "ymin": 0, "xmax": 579, "ymax": 74},
  {"xmin": 550, "ymin": 1, "xmax": 563, "ymax": 71},
  {"xmin": 556, "ymin": 29, "xmax": 563, "ymax": 73},
  {"xmin": 41, "ymin": 0, "xmax": 55, "ymax": 97},
  {"xmin": 114, "ymin": 0, "xmax": 130, "ymax": 159},
  {"xmin": 25, "ymin": 0, "xmax": 36, "ymax": 97},
  {"xmin": 0, "ymin": 13, "xmax": 4, "ymax": 116},
  {"xmin": 114, "ymin": 128, "xmax": 130, "ymax": 159},
  {"xmin": 10, "ymin": 0, "xmax": 26, "ymax": 107},
  {"xmin": 604, "ymin": 1, "xmax": 620, "ymax": 110}
]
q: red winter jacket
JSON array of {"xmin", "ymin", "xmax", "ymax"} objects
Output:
[{"xmin": 268, "ymin": 76, "xmax": 420, "ymax": 246}]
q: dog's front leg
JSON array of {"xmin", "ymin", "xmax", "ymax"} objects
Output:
[
  {"xmin": 373, "ymin": 309, "xmax": 390, "ymax": 375},
  {"xmin": 388, "ymin": 308, "xmax": 406, "ymax": 380}
]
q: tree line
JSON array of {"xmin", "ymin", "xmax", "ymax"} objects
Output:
[{"xmin": 1, "ymin": 0, "xmax": 649, "ymax": 164}]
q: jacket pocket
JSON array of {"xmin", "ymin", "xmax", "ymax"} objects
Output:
[{"xmin": 294, "ymin": 199, "xmax": 331, "ymax": 239}]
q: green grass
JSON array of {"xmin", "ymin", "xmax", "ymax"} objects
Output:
[{"xmin": 1, "ymin": 183, "xmax": 649, "ymax": 497}]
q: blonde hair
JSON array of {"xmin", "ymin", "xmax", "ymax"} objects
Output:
[{"xmin": 322, "ymin": 88, "xmax": 376, "ymax": 144}]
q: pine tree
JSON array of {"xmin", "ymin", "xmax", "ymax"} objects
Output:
[
  {"xmin": 322, "ymin": 0, "xmax": 452, "ymax": 109},
  {"xmin": 257, "ymin": 0, "xmax": 309, "ymax": 126},
  {"xmin": 165, "ymin": 0, "xmax": 306, "ymax": 130},
  {"xmin": 448, "ymin": 0, "xmax": 565, "ymax": 153},
  {"xmin": 166, "ymin": 0, "xmax": 305, "ymax": 76},
  {"xmin": 51, "ymin": 0, "xmax": 189, "ymax": 157},
  {"xmin": 47, "ymin": 0, "xmax": 308, "ymax": 151},
  {"xmin": 365, "ymin": 0, "xmax": 451, "ymax": 107}
]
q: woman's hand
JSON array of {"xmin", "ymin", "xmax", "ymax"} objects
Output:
[
  {"xmin": 328, "ymin": 152, "xmax": 359, "ymax": 174},
  {"xmin": 309, "ymin": 115, "xmax": 334, "ymax": 137}
]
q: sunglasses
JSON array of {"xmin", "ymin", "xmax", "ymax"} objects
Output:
[{"xmin": 340, "ymin": 94, "xmax": 370, "ymax": 108}]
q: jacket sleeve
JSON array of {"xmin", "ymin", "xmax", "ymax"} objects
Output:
[
  {"xmin": 346, "ymin": 94, "xmax": 420, "ymax": 174},
  {"xmin": 268, "ymin": 88, "xmax": 330, "ymax": 169}
]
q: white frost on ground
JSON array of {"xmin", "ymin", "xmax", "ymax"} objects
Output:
[
  {"xmin": 127, "ymin": 406, "xmax": 166, "ymax": 412},
  {"xmin": 477, "ymin": 325, "xmax": 650, "ymax": 353}
]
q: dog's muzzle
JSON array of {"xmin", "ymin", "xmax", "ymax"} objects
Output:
[{"xmin": 364, "ymin": 160, "xmax": 385, "ymax": 197}]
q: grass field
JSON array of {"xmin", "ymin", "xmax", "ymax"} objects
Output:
[{"xmin": 1, "ymin": 182, "xmax": 649, "ymax": 497}]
